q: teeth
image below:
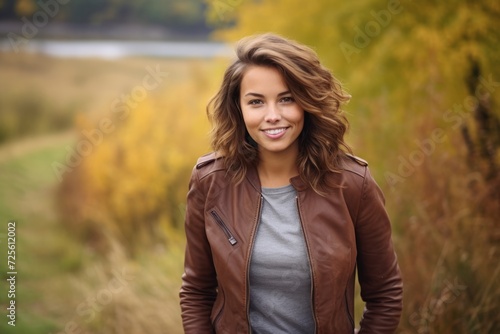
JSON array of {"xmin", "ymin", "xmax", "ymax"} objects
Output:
[{"xmin": 265, "ymin": 128, "xmax": 286, "ymax": 135}]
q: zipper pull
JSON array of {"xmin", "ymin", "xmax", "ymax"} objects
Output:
[
  {"xmin": 210, "ymin": 210, "xmax": 238, "ymax": 246},
  {"xmin": 228, "ymin": 236, "xmax": 237, "ymax": 245}
]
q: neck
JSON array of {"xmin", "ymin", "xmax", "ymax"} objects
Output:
[{"xmin": 257, "ymin": 150, "xmax": 299, "ymax": 188}]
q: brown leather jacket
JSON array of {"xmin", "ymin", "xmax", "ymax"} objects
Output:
[{"xmin": 180, "ymin": 152, "xmax": 403, "ymax": 333}]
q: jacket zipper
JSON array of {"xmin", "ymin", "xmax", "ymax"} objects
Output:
[
  {"xmin": 296, "ymin": 196, "xmax": 319, "ymax": 334},
  {"xmin": 246, "ymin": 194, "xmax": 263, "ymax": 334},
  {"xmin": 210, "ymin": 210, "xmax": 237, "ymax": 245}
]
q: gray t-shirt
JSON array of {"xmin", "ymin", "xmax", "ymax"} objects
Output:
[{"xmin": 249, "ymin": 184, "xmax": 315, "ymax": 334}]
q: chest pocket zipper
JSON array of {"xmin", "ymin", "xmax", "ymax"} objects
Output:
[{"xmin": 210, "ymin": 210, "xmax": 238, "ymax": 245}]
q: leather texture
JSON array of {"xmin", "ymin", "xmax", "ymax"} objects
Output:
[{"xmin": 180, "ymin": 152, "xmax": 403, "ymax": 333}]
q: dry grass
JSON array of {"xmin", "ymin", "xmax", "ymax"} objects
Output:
[
  {"xmin": 0, "ymin": 52, "xmax": 217, "ymax": 334},
  {"xmin": 390, "ymin": 128, "xmax": 500, "ymax": 333},
  {"xmin": 53, "ymin": 236, "xmax": 185, "ymax": 334},
  {"xmin": 1, "ymin": 48, "xmax": 499, "ymax": 333}
]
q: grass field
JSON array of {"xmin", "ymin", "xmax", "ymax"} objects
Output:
[
  {"xmin": 0, "ymin": 132, "xmax": 186, "ymax": 333},
  {"xmin": 0, "ymin": 133, "xmax": 79, "ymax": 333},
  {"xmin": 0, "ymin": 53, "xmax": 210, "ymax": 333}
]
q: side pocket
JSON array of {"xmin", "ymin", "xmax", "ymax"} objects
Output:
[{"xmin": 210, "ymin": 210, "xmax": 237, "ymax": 245}]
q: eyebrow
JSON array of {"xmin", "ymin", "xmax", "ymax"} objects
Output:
[{"xmin": 244, "ymin": 91, "xmax": 291, "ymax": 98}]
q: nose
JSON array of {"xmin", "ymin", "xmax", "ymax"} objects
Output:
[{"xmin": 264, "ymin": 104, "xmax": 281, "ymax": 123}]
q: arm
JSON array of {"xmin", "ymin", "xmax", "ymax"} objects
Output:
[
  {"xmin": 356, "ymin": 167, "xmax": 403, "ymax": 333},
  {"xmin": 179, "ymin": 167, "xmax": 217, "ymax": 333}
]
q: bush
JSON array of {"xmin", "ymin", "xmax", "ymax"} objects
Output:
[
  {"xmin": 57, "ymin": 64, "xmax": 216, "ymax": 254},
  {"xmin": 0, "ymin": 92, "xmax": 75, "ymax": 144}
]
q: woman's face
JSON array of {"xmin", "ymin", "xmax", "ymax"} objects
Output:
[{"xmin": 239, "ymin": 65, "xmax": 304, "ymax": 160}]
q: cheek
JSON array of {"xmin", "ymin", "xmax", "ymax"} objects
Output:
[
  {"xmin": 242, "ymin": 109, "xmax": 260, "ymax": 129},
  {"xmin": 290, "ymin": 108, "xmax": 305, "ymax": 127}
]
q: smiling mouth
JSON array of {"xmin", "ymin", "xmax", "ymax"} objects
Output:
[{"xmin": 263, "ymin": 127, "xmax": 288, "ymax": 135}]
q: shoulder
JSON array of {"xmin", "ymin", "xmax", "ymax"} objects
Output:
[
  {"xmin": 337, "ymin": 153, "xmax": 385, "ymax": 204},
  {"xmin": 193, "ymin": 152, "xmax": 226, "ymax": 180},
  {"xmin": 189, "ymin": 152, "xmax": 233, "ymax": 200},
  {"xmin": 338, "ymin": 153, "xmax": 369, "ymax": 179},
  {"xmin": 335, "ymin": 154, "xmax": 384, "ymax": 222}
]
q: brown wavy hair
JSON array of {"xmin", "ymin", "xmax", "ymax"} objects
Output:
[{"xmin": 207, "ymin": 33, "xmax": 352, "ymax": 194}]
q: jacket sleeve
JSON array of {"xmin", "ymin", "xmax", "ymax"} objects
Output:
[
  {"xmin": 355, "ymin": 167, "xmax": 403, "ymax": 333},
  {"xmin": 179, "ymin": 167, "xmax": 217, "ymax": 333}
]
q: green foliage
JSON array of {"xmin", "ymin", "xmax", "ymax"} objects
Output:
[
  {"xmin": 49, "ymin": 0, "xmax": 208, "ymax": 30},
  {"xmin": 1, "ymin": 0, "xmax": 210, "ymax": 31}
]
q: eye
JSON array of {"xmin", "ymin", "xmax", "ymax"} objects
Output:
[
  {"xmin": 248, "ymin": 99, "xmax": 263, "ymax": 105},
  {"xmin": 280, "ymin": 96, "xmax": 294, "ymax": 103}
]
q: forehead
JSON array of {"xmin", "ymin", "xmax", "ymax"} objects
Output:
[{"xmin": 240, "ymin": 65, "xmax": 288, "ymax": 94}]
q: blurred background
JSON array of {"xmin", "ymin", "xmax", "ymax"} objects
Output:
[{"xmin": 0, "ymin": 0, "xmax": 498, "ymax": 333}]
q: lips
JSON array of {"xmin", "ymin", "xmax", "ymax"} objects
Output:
[{"xmin": 262, "ymin": 127, "xmax": 288, "ymax": 139}]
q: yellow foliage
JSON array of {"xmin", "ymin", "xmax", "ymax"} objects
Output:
[
  {"xmin": 205, "ymin": 0, "xmax": 500, "ymax": 331},
  {"xmin": 59, "ymin": 62, "xmax": 220, "ymax": 253}
]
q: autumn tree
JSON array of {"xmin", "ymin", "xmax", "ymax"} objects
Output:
[
  {"xmin": 56, "ymin": 0, "xmax": 207, "ymax": 30},
  {"xmin": 206, "ymin": 0, "xmax": 500, "ymax": 332},
  {"xmin": 58, "ymin": 64, "xmax": 216, "ymax": 255}
]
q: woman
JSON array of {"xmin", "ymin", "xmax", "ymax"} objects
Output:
[{"xmin": 180, "ymin": 33, "xmax": 403, "ymax": 333}]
